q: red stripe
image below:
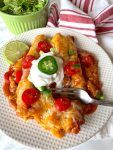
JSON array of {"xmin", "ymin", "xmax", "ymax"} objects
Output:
[
  {"xmin": 48, "ymin": 4, "xmax": 59, "ymax": 27},
  {"xmin": 94, "ymin": 6, "xmax": 109, "ymax": 20},
  {"xmin": 79, "ymin": 0, "xmax": 82, "ymax": 8},
  {"xmin": 51, "ymin": 4, "xmax": 59, "ymax": 20},
  {"xmin": 48, "ymin": 15, "xmax": 57, "ymax": 26},
  {"xmin": 59, "ymin": 25, "xmax": 95, "ymax": 31},
  {"xmin": 52, "ymin": 4, "xmax": 59, "ymax": 19},
  {"xmin": 109, "ymin": 18, "xmax": 113, "ymax": 20},
  {"xmin": 49, "ymin": 16, "xmax": 55, "ymax": 22},
  {"xmin": 90, "ymin": 0, "xmax": 94, "ymax": 11},
  {"xmin": 102, "ymin": 16, "xmax": 113, "ymax": 22},
  {"xmin": 50, "ymin": 9, "xmax": 56, "ymax": 17},
  {"xmin": 83, "ymin": 0, "xmax": 90, "ymax": 13},
  {"xmin": 48, "ymin": 16, "xmax": 55, "ymax": 24},
  {"xmin": 96, "ymin": 27, "xmax": 113, "ymax": 33},
  {"xmin": 60, "ymin": 14, "xmax": 93, "ymax": 24},
  {"xmin": 102, "ymin": 22, "xmax": 113, "ymax": 24},
  {"xmin": 71, "ymin": 0, "xmax": 77, "ymax": 5},
  {"xmin": 97, "ymin": 31, "xmax": 113, "ymax": 35},
  {"xmin": 61, "ymin": 9, "xmax": 87, "ymax": 16},
  {"xmin": 70, "ymin": 0, "xmax": 73, "ymax": 3},
  {"xmin": 50, "ymin": 10, "xmax": 57, "ymax": 22},
  {"xmin": 94, "ymin": 5, "xmax": 113, "ymax": 24},
  {"xmin": 94, "ymin": 5, "xmax": 113, "ymax": 20},
  {"xmin": 75, "ymin": 0, "xmax": 77, "ymax": 5}
]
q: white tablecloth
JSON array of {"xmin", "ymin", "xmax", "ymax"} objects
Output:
[{"xmin": 0, "ymin": 17, "xmax": 113, "ymax": 150}]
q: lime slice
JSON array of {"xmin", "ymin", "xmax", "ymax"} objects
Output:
[{"xmin": 4, "ymin": 41, "xmax": 29, "ymax": 64}]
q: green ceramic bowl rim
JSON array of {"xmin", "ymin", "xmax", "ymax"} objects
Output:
[{"xmin": 0, "ymin": 0, "xmax": 49, "ymax": 17}]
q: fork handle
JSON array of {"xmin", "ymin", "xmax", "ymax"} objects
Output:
[{"xmin": 92, "ymin": 99, "xmax": 113, "ymax": 107}]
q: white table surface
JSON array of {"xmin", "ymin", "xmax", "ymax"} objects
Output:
[{"xmin": 0, "ymin": 17, "xmax": 113, "ymax": 150}]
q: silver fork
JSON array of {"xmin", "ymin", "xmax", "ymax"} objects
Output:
[{"xmin": 51, "ymin": 88, "xmax": 113, "ymax": 107}]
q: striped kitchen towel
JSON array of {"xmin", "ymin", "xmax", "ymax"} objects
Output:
[{"xmin": 47, "ymin": 0, "xmax": 113, "ymax": 43}]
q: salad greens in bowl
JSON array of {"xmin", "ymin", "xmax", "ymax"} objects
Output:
[
  {"xmin": 0, "ymin": 0, "xmax": 47, "ymax": 15},
  {"xmin": 0, "ymin": 0, "xmax": 48, "ymax": 34}
]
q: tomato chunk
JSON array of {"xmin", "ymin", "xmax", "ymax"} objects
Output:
[
  {"xmin": 49, "ymin": 82, "xmax": 56, "ymax": 88},
  {"xmin": 82, "ymin": 54, "xmax": 95, "ymax": 67},
  {"xmin": 15, "ymin": 70, "xmax": 22, "ymax": 83},
  {"xmin": 37, "ymin": 40, "xmax": 52, "ymax": 53},
  {"xmin": 22, "ymin": 88, "xmax": 40, "ymax": 107},
  {"xmin": 64, "ymin": 61, "xmax": 81, "ymax": 76},
  {"xmin": 22, "ymin": 55, "xmax": 35, "ymax": 69},
  {"xmin": 55, "ymin": 97, "xmax": 71, "ymax": 111},
  {"xmin": 4, "ymin": 70, "xmax": 12, "ymax": 83}
]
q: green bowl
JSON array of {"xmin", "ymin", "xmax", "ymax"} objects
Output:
[{"xmin": 0, "ymin": 0, "xmax": 49, "ymax": 34}]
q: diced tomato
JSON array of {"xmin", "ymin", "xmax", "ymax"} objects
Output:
[
  {"xmin": 82, "ymin": 54, "xmax": 95, "ymax": 67},
  {"xmin": 55, "ymin": 97, "xmax": 71, "ymax": 111},
  {"xmin": 49, "ymin": 82, "xmax": 56, "ymax": 88},
  {"xmin": 64, "ymin": 61, "xmax": 81, "ymax": 77},
  {"xmin": 4, "ymin": 71, "xmax": 12, "ymax": 83},
  {"xmin": 37, "ymin": 40, "xmax": 52, "ymax": 53},
  {"xmin": 22, "ymin": 55, "xmax": 35, "ymax": 69},
  {"xmin": 15, "ymin": 70, "xmax": 22, "ymax": 83},
  {"xmin": 22, "ymin": 88, "xmax": 40, "ymax": 107}
]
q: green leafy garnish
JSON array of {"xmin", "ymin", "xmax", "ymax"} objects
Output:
[
  {"xmin": 68, "ymin": 49, "xmax": 75, "ymax": 55},
  {"xmin": 39, "ymin": 50, "xmax": 44, "ymax": 56},
  {"xmin": 38, "ymin": 86, "xmax": 52, "ymax": 96},
  {"xmin": 42, "ymin": 89, "xmax": 51, "ymax": 95},
  {"xmin": 96, "ymin": 91, "xmax": 104, "ymax": 100},
  {"xmin": 38, "ymin": 86, "xmax": 47, "ymax": 91},
  {"xmin": 0, "ymin": 0, "xmax": 47, "ymax": 15},
  {"xmin": 73, "ymin": 64, "xmax": 81, "ymax": 68},
  {"xmin": 50, "ymin": 48, "xmax": 56, "ymax": 53}
]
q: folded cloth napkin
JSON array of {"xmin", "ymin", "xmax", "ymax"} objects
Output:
[
  {"xmin": 47, "ymin": 0, "xmax": 113, "ymax": 59},
  {"xmin": 47, "ymin": 0, "xmax": 113, "ymax": 139}
]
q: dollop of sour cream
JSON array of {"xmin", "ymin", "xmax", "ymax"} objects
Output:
[{"xmin": 28, "ymin": 52, "xmax": 64, "ymax": 90}]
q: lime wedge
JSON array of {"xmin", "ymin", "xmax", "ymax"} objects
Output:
[{"xmin": 4, "ymin": 41, "xmax": 29, "ymax": 64}]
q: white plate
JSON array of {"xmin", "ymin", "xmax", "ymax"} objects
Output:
[{"xmin": 0, "ymin": 28, "xmax": 113, "ymax": 150}]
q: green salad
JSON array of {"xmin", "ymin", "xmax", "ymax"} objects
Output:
[{"xmin": 0, "ymin": 0, "xmax": 47, "ymax": 15}]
